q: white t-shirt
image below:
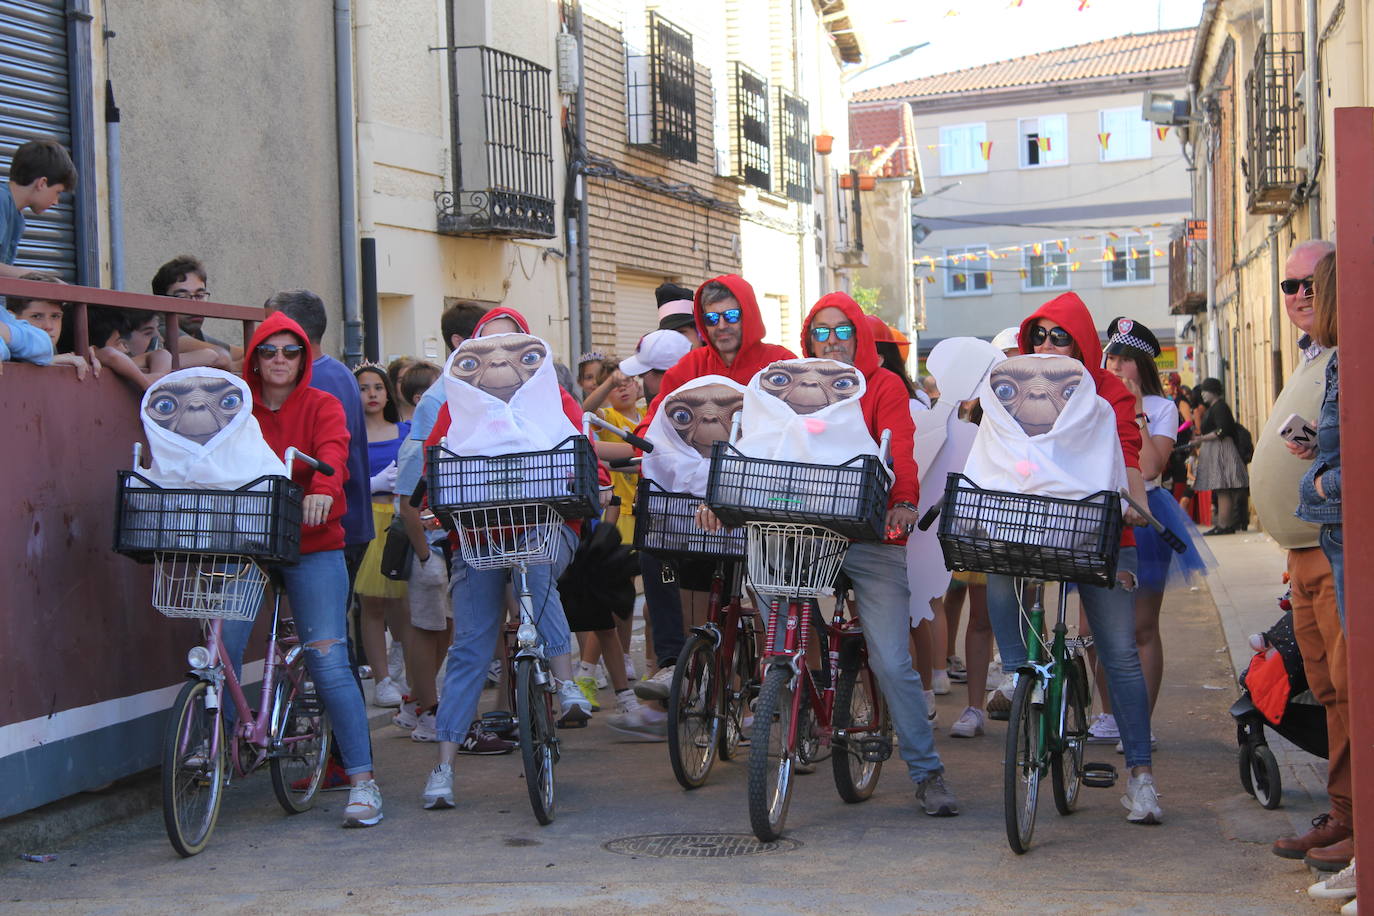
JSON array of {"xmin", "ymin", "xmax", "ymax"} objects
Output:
[{"xmin": 1141, "ymin": 393, "xmax": 1179, "ymax": 490}]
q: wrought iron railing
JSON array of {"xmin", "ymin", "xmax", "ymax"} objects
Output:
[
  {"xmin": 627, "ymin": 13, "xmax": 697, "ymax": 161},
  {"xmin": 1244, "ymin": 32, "xmax": 1304, "ymax": 215},
  {"xmin": 776, "ymin": 88, "xmax": 811, "ymax": 204},
  {"xmin": 437, "ymin": 45, "xmax": 555, "ymax": 238},
  {"xmin": 732, "ymin": 62, "xmax": 770, "ymax": 190}
]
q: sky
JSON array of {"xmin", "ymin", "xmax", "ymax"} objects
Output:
[{"xmin": 844, "ymin": 0, "xmax": 1206, "ymax": 93}]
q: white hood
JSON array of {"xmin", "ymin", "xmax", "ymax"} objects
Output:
[
  {"xmin": 140, "ymin": 368, "xmax": 286, "ymax": 489},
  {"xmin": 642, "ymin": 375, "xmax": 745, "ymax": 497},
  {"xmin": 735, "ymin": 358, "xmax": 878, "ymax": 463},
  {"xmin": 441, "ymin": 333, "xmax": 579, "ymax": 456}
]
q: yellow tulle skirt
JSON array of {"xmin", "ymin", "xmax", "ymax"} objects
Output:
[{"xmin": 354, "ymin": 501, "xmax": 408, "ymax": 599}]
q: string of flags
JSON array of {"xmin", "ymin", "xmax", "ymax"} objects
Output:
[
  {"xmin": 926, "ymin": 126, "xmax": 1163, "ymax": 156},
  {"xmin": 911, "ymin": 226, "xmax": 1170, "ymax": 285}
]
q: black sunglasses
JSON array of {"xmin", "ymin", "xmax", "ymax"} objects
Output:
[
  {"xmin": 702, "ymin": 308, "xmax": 742, "ymax": 327},
  {"xmin": 256, "ymin": 343, "xmax": 305, "ymax": 359},
  {"xmin": 1280, "ymin": 276, "xmax": 1314, "ymax": 296},
  {"xmin": 1028, "ymin": 325, "xmax": 1074, "ymax": 348}
]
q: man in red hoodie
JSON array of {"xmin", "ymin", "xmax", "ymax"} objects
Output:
[{"xmin": 799, "ymin": 293, "xmax": 958, "ymax": 817}]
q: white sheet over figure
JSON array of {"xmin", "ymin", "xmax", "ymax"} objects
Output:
[{"xmin": 642, "ymin": 375, "xmax": 745, "ymax": 497}]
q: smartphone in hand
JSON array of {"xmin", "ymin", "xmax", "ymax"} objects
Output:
[{"xmin": 1278, "ymin": 413, "xmax": 1317, "ymax": 449}]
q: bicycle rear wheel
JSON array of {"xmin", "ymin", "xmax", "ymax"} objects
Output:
[
  {"xmin": 747, "ymin": 664, "xmax": 798, "ymax": 841},
  {"xmin": 270, "ymin": 660, "xmax": 332, "ymax": 814},
  {"xmin": 832, "ymin": 637, "xmax": 891, "ymax": 803},
  {"xmin": 162, "ymin": 679, "xmax": 226, "ymax": 857},
  {"xmin": 515, "ymin": 657, "xmax": 557, "ymax": 825},
  {"xmin": 668, "ymin": 635, "xmax": 721, "ymax": 790},
  {"xmin": 1051, "ymin": 656, "xmax": 1088, "ymax": 816},
  {"xmin": 719, "ymin": 614, "xmax": 757, "ymax": 762},
  {"xmin": 1004, "ymin": 674, "xmax": 1043, "ymax": 854}
]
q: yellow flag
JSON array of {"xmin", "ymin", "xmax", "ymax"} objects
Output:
[{"xmin": 1097, "ymin": 132, "xmax": 1110, "ymax": 150}]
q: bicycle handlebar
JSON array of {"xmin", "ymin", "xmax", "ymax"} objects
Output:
[
  {"xmin": 1119, "ymin": 489, "xmax": 1186, "ymax": 554},
  {"xmin": 285, "ymin": 447, "xmax": 334, "ymax": 479},
  {"xmin": 583, "ymin": 412, "xmax": 654, "ymax": 453},
  {"xmin": 608, "ymin": 456, "xmax": 642, "ymax": 470},
  {"xmin": 916, "ymin": 503, "xmax": 941, "ymax": 532}
]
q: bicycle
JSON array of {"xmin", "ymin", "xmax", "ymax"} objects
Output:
[
  {"xmin": 928, "ymin": 473, "xmax": 1183, "ymax": 854},
  {"xmin": 421, "ymin": 431, "xmax": 599, "ymax": 825},
  {"xmin": 706, "ymin": 426, "xmax": 895, "ymax": 842},
  {"xmin": 113, "ymin": 445, "xmax": 333, "ymax": 857}
]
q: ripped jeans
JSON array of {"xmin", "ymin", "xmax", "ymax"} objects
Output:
[{"xmin": 220, "ymin": 549, "xmax": 374, "ymax": 776}]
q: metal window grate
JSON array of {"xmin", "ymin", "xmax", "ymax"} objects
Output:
[
  {"xmin": 647, "ymin": 12, "xmax": 697, "ymax": 161},
  {"xmin": 437, "ymin": 45, "xmax": 555, "ymax": 238},
  {"xmin": 1244, "ymin": 32, "xmax": 1304, "ymax": 215},
  {"xmin": 776, "ymin": 88, "xmax": 811, "ymax": 203},
  {"xmin": 1168, "ymin": 230, "xmax": 1207, "ymax": 315},
  {"xmin": 732, "ymin": 62, "xmax": 770, "ymax": 190}
]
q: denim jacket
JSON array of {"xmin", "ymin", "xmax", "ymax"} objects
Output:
[{"xmin": 1297, "ymin": 350, "xmax": 1341, "ymax": 525}]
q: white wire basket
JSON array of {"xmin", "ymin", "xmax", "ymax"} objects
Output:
[
  {"xmin": 453, "ymin": 504, "xmax": 565, "ymax": 570},
  {"xmin": 151, "ymin": 553, "xmax": 267, "ymax": 621},
  {"xmin": 745, "ymin": 522, "xmax": 850, "ymax": 600}
]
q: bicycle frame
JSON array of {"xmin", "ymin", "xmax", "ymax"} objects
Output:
[
  {"xmin": 1019, "ymin": 580, "xmax": 1073, "ymax": 767},
  {"xmin": 760, "ymin": 591, "xmax": 867, "ymax": 752},
  {"xmin": 500, "ymin": 561, "xmax": 555, "ymax": 706}
]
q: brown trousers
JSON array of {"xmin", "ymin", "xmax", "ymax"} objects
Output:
[{"xmin": 1287, "ymin": 546, "xmax": 1351, "ymax": 824}]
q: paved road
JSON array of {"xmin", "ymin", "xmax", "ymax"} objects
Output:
[{"xmin": 2, "ymin": 582, "xmax": 1328, "ymax": 914}]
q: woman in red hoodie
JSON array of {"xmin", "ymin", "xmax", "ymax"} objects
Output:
[
  {"xmin": 222, "ymin": 312, "xmax": 383, "ymax": 828},
  {"xmin": 983, "ymin": 292, "xmax": 1161, "ymax": 825}
]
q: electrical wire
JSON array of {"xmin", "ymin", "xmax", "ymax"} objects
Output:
[{"xmin": 924, "ymin": 158, "xmax": 1183, "ymax": 206}]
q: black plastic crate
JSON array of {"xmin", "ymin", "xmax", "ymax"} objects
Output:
[
  {"xmin": 113, "ymin": 471, "xmax": 303, "ymax": 564},
  {"xmin": 633, "ymin": 478, "xmax": 745, "ymax": 559},
  {"xmin": 425, "ymin": 435, "xmax": 599, "ymax": 521},
  {"xmin": 705, "ymin": 442, "xmax": 892, "ymax": 541},
  {"xmin": 936, "ymin": 473, "xmax": 1123, "ymax": 587}
]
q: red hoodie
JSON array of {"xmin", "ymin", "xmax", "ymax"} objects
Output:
[
  {"xmin": 245, "ymin": 312, "xmax": 351, "ymax": 554},
  {"xmin": 802, "ymin": 293, "xmax": 918, "ymax": 542},
  {"xmin": 643, "ymin": 274, "xmax": 797, "ymax": 427}
]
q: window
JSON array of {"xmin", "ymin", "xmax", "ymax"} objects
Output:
[
  {"xmin": 945, "ymin": 245, "xmax": 991, "ymax": 296},
  {"xmin": 1018, "ymin": 115, "xmax": 1067, "ymax": 168},
  {"xmin": 1103, "ymin": 233, "xmax": 1153, "ymax": 285},
  {"xmin": 1022, "ymin": 239, "xmax": 1070, "ymax": 291},
  {"xmin": 776, "ymin": 88, "xmax": 812, "ymax": 203},
  {"xmin": 626, "ymin": 13, "xmax": 697, "ymax": 161},
  {"xmin": 1098, "ymin": 108, "xmax": 1151, "ymax": 162},
  {"xmin": 731, "ymin": 63, "xmax": 770, "ymax": 190},
  {"xmin": 939, "ymin": 123, "xmax": 987, "ymax": 175}
]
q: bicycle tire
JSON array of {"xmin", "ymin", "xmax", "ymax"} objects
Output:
[
  {"xmin": 515, "ymin": 657, "xmax": 557, "ymax": 825},
  {"xmin": 269, "ymin": 661, "xmax": 333, "ymax": 815},
  {"xmin": 1051, "ymin": 656, "xmax": 1088, "ymax": 816},
  {"xmin": 747, "ymin": 665, "xmax": 798, "ymax": 841},
  {"xmin": 719, "ymin": 614, "xmax": 757, "ymax": 762},
  {"xmin": 1003, "ymin": 674, "xmax": 1042, "ymax": 855},
  {"xmin": 668, "ymin": 635, "xmax": 721, "ymax": 789},
  {"xmin": 832, "ymin": 636, "xmax": 890, "ymax": 803},
  {"xmin": 161, "ymin": 679, "xmax": 226, "ymax": 858}
]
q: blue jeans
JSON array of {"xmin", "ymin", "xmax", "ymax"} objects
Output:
[
  {"xmin": 840, "ymin": 543, "xmax": 943, "ymax": 782},
  {"xmin": 640, "ymin": 552, "xmax": 685, "ymax": 668},
  {"xmin": 434, "ymin": 526, "xmax": 577, "ymax": 744},
  {"xmin": 986, "ymin": 547, "xmax": 1153, "ymax": 769},
  {"xmin": 221, "ymin": 550, "xmax": 374, "ymax": 775},
  {"xmin": 1321, "ymin": 524, "xmax": 1346, "ymax": 633}
]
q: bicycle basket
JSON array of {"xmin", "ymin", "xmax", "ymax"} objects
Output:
[
  {"xmin": 706, "ymin": 442, "xmax": 891, "ymax": 541},
  {"xmin": 936, "ymin": 473, "xmax": 1123, "ymax": 587},
  {"xmin": 745, "ymin": 522, "xmax": 849, "ymax": 599},
  {"xmin": 633, "ymin": 479, "xmax": 745, "ymax": 559},
  {"xmin": 114, "ymin": 471, "xmax": 303, "ymax": 564},
  {"xmin": 425, "ymin": 435, "xmax": 598, "ymax": 521},
  {"xmin": 453, "ymin": 503, "xmax": 566, "ymax": 570},
  {"xmin": 151, "ymin": 553, "xmax": 267, "ymax": 621}
]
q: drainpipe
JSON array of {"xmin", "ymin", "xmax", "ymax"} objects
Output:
[
  {"xmin": 574, "ymin": 1, "xmax": 592, "ymax": 356},
  {"xmin": 1268, "ymin": 217, "xmax": 1283, "ymax": 398},
  {"xmin": 1304, "ymin": 0, "xmax": 1321, "ymax": 235},
  {"xmin": 335, "ymin": 0, "xmax": 363, "ymax": 365},
  {"xmin": 1205, "ymin": 148, "xmax": 1220, "ymax": 379},
  {"xmin": 105, "ymin": 80, "xmax": 123, "ymax": 290}
]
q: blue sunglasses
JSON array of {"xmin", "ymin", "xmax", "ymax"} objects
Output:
[
  {"xmin": 810, "ymin": 324, "xmax": 855, "ymax": 343},
  {"xmin": 703, "ymin": 308, "xmax": 742, "ymax": 327}
]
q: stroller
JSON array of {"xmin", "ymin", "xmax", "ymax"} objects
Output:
[{"xmin": 1230, "ymin": 604, "xmax": 1329, "ymax": 809}]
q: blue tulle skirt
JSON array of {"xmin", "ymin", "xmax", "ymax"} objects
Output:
[{"xmin": 1136, "ymin": 487, "xmax": 1216, "ymax": 591}]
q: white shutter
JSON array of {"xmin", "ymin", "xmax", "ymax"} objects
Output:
[{"xmin": 613, "ymin": 270, "xmax": 668, "ymax": 361}]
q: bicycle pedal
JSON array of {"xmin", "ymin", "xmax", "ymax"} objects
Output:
[
  {"xmin": 1082, "ymin": 762, "xmax": 1118, "ymax": 788},
  {"xmin": 856, "ymin": 736, "xmax": 892, "ymax": 762}
]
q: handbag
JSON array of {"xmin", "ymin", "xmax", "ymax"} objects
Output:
[{"xmin": 379, "ymin": 514, "xmax": 414, "ymax": 581}]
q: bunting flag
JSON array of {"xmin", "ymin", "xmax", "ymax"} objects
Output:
[
  {"xmin": 1129, "ymin": 248, "xmax": 1139, "ymax": 260},
  {"xmin": 1055, "ymin": 240, "xmax": 1066, "ymax": 252},
  {"xmin": 944, "ymin": 8, "xmax": 959, "ymax": 16},
  {"xmin": 954, "ymin": 273, "xmax": 966, "ymax": 284},
  {"xmin": 1103, "ymin": 247, "xmax": 1117, "ymax": 262},
  {"xmin": 1019, "ymin": 268, "xmax": 1029, "ymax": 279},
  {"xmin": 1037, "ymin": 136, "xmax": 1052, "ymax": 152},
  {"xmin": 1068, "ymin": 246, "xmax": 1077, "ymax": 254},
  {"xmin": 984, "ymin": 272, "xmax": 994, "ymax": 285},
  {"xmin": 1153, "ymin": 248, "xmax": 1165, "ymax": 257},
  {"xmin": 925, "ymin": 274, "xmax": 935, "ymax": 284},
  {"xmin": 1155, "ymin": 126, "xmax": 1170, "ymax": 141},
  {"xmin": 979, "ymin": 141, "xmax": 993, "ymax": 161},
  {"xmin": 1070, "ymin": 261, "xmax": 1082, "ymax": 272},
  {"xmin": 1007, "ymin": 0, "xmax": 1023, "ymax": 6},
  {"xmin": 1031, "ymin": 242, "xmax": 1043, "ymax": 256},
  {"xmin": 1097, "ymin": 132, "xmax": 1111, "ymax": 150},
  {"xmin": 1078, "ymin": 0, "xmax": 1090, "ymax": 9},
  {"xmin": 1107, "ymin": 230, "xmax": 1121, "ymax": 240}
]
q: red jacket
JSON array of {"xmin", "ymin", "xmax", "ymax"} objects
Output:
[
  {"xmin": 643, "ymin": 274, "xmax": 796, "ymax": 428},
  {"xmin": 801, "ymin": 293, "xmax": 917, "ymax": 543},
  {"xmin": 245, "ymin": 312, "xmax": 350, "ymax": 554}
]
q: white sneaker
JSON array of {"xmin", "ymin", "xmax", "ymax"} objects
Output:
[
  {"xmin": 1310, "ymin": 862, "xmax": 1358, "ymax": 901},
  {"xmin": 410, "ymin": 709, "xmax": 437, "ymax": 742},
  {"xmin": 485, "ymin": 659, "xmax": 502, "ymax": 686},
  {"xmin": 343, "ymin": 778, "xmax": 383, "ymax": 827},
  {"xmin": 1114, "ymin": 731, "xmax": 1158, "ymax": 754},
  {"xmin": 634, "ymin": 665, "xmax": 675, "ymax": 700},
  {"xmin": 624, "ymin": 656, "xmax": 638, "ymax": 682},
  {"xmin": 1340, "ymin": 899, "xmax": 1357, "ymax": 916},
  {"xmin": 387, "ymin": 640, "xmax": 407, "ymax": 685},
  {"xmin": 949, "ymin": 706, "xmax": 986, "ymax": 738},
  {"xmin": 986, "ymin": 673, "xmax": 1016, "ymax": 720},
  {"xmin": 931, "ymin": 670, "xmax": 951, "ymax": 696},
  {"xmin": 422, "ymin": 763, "xmax": 455, "ymax": 810},
  {"xmin": 557, "ymin": 679, "xmax": 592, "ymax": 728},
  {"xmin": 606, "ymin": 698, "xmax": 667, "ymax": 740},
  {"xmin": 1121, "ymin": 773, "xmax": 1163, "ymax": 825},
  {"xmin": 594, "ymin": 662, "xmax": 609, "ymax": 689},
  {"xmin": 392, "ymin": 701, "xmax": 418, "ymax": 731},
  {"xmin": 925, "ymin": 689, "xmax": 938, "ymax": 729},
  {"xmin": 373, "ymin": 676, "xmax": 404, "ymax": 708},
  {"xmin": 1088, "ymin": 712, "xmax": 1119, "ymax": 744}
]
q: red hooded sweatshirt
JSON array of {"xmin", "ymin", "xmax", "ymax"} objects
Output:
[
  {"xmin": 245, "ymin": 312, "xmax": 351, "ymax": 554},
  {"xmin": 802, "ymin": 293, "xmax": 918, "ymax": 543},
  {"xmin": 643, "ymin": 274, "xmax": 797, "ymax": 427}
]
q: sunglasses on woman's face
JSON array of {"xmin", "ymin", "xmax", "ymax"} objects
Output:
[
  {"xmin": 1279, "ymin": 275, "xmax": 1314, "ymax": 296},
  {"xmin": 810, "ymin": 324, "xmax": 855, "ymax": 342},
  {"xmin": 1028, "ymin": 325, "xmax": 1074, "ymax": 348},
  {"xmin": 256, "ymin": 343, "xmax": 305, "ymax": 360},
  {"xmin": 702, "ymin": 308, "xmax": 742, "ymax": 327}
]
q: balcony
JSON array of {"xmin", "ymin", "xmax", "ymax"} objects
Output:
[
  {"xmin": 437, "ymin": 46, "xmax": 555, "ymax": 239},
  {"xmin": 730, "ymin": 62, "xmax": 771, "ymax": 190},
  {"xmin": 831, "ymin": 169, "xmax": 866, "ymax": 268},
  {"xmin": 626, "ymin": 13, "xmax": 698, "ymax": 162},
  {"xmin": 1244, "ymin": 32, "xmax": 1304, "ymax": 215},
  {"xmin": 776, "ymin": 88, "xmax": 812, "ymax": 204},
  {"xmin": 1168, "ymin": 232, "xmax": 1207, "ymax": 315}
]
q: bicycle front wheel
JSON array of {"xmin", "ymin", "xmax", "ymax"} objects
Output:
[
  {"xmin": 719, "ymin": 614, "xmax": 758, "ymax": 762},
  {"xmin": 515, "ymin": 657, "xmax": 557, "ymax": 825},
  {"xmin": 832, "ymin": 637, "xmax": 890, "ymax": 803},
  {"xmin": 1004, "ymin": 674, "xmax": 1043, "ymax": 854},
  {"xmin": 668, "ymin": 635, "xmax": 721, "ymax": 790},
  {"xmin": 161, "ymin": 679, "xmax": 226, "ymax": 857},
  {"xmin": 747, "ymin": 664, "xmax": 798, "ymax": 841},
  {"xmin": 270, "ymin": 660, "xmax": 333, "ymax": 814},
  {"xmin": 1051, "ymin": 655, "xmax": 1088, "ymax": 816}
]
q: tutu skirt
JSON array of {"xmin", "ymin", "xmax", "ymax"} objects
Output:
[
  {"xmin": 1136, "ymin": 487, "xmax": 1215, "ymax": 592},
  {"xmin": 355, "ymin": 501, "xmax": 408, "ymax": 600}
]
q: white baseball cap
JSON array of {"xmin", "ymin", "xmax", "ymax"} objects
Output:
[
  {"xmin": 620, "ymin": 329, "xmax": 693, "ymax": 376},
  {"xmin": 991, "ymin": 326, "xmax": 1021, "ymax": 352}
]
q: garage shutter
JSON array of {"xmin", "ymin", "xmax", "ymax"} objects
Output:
[
  {"xmin": 0, "ymin": 0, "xmax": 77, "ymax": 279},
  {"xmin": 613, "ymin": 270, "xmax": 667, "ymax": 363}
]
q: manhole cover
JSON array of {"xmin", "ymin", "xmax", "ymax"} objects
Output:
[{"xmin": 603, "ymin": 833, "xmax": 801, "ymax": 858}]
